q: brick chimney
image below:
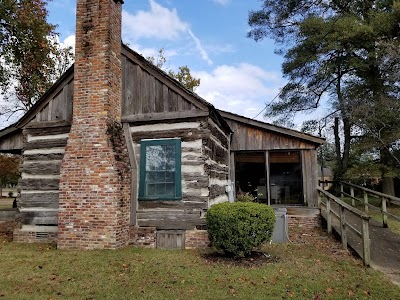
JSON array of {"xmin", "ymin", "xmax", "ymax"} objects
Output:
[{"xmin": 58, "ymin": 0, "xmax": 130, "ymax": 249}]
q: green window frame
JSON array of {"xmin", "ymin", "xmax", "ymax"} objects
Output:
[{"xmin": 139, "ymin": 139, "xmax": 182, "ymax": 200}]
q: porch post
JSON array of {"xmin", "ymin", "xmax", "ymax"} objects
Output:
[{"xmin": 265, "ymin": 151, "xmax": 271, "ymax": 206}]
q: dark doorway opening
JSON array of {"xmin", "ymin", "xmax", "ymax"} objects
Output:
[
  {"xmin": 235, "ymin": 152, "xmax": 267, "ymax": 203},
  {"xmin": 269, "ymin": 151, "xmax": 303, "ymax": 205},
  {"xmin": 234, "ymin": 151, "xmax": 304, "ymax": 205}
]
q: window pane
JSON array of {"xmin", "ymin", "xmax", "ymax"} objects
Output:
[
  {"xmin": 155, "ymin": 183, "xmax": 165, "ymax": 196},
  {"xmin": 147, "ymin": 184, "xmax": 156, "ymax": 196},
  {"xmin": 140, "ymin": 139, "xmax": 181, "ymax": 200},
  {"xmin": 165, "ymin": 183, "xmax": 175, "ymax": 197},
  {"xmin": 165, "ymin": 171, "xmax": 175, "ymax": 182}
]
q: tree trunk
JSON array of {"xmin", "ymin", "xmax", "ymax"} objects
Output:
[
  {"xmin": 382, "ymin": 176, "xmax": 395, "ymax": 196},
  {"xmin": 334, "ymin": 117, "xmax": 342, "ymax": 178},
  {"xmin": 342, "ymin": 117, "xmax": 352, "ymax": 174},
  {"xmin": 381, "ymin": 147, "xmax": 395, "ymax": 196}
]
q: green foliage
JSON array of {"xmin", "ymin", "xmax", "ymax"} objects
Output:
[
  {"xmin": 206, "ymin": 202, "xmax": 275, "ymax": 257},
  {"xmin": 147, "ymin": 48, "xmax": 200, "ymax": 91},
  {"xmin": 248, "ymin": 0, "xmax": 400, "ymax": 182},
  {"xmin": 0, "ymin": 155, "xmax": 19, "ymax": 197},
  {"xmin": 236, "ymin": 192, "xmax": 255, "ymax": 202},
  {"xmin": 0, "ymin": 0, "xmax": 74, "ymax": 118}
]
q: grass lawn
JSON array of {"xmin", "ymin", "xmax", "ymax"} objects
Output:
[{"xmin": 0, "ymin": 228, "xmax": 399, "ymax": 299}]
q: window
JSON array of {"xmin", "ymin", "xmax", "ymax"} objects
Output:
[{"xmin": 139, "ymin": 139, "xmax": 181, "ymax": 200}]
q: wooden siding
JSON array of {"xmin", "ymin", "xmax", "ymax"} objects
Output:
[
  {"xmin": 122, "ymin": 57, "xmax": 203, "ymax": 119},
  {"xmin": 226, "ymin": 119, "xmax": 318, "ymax": 151},
  {"xmin": 0, "ymin": 129, "xmax": 23, "ymax": 153},
  {"xmin": 301, "ymin": 149, "xmax": 318, "ymax": 207},
  {"xmin": 33, "ymin": 79, "xmax": 73, "ymax": 123},
  {"xmin": 17, "ymin": 121, "xmax": 71, "ymax": 225}
]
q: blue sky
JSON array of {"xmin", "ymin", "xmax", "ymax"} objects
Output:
[{"xmin": 1, "ymin": 0, "xmax": 325, "ymax": 129}]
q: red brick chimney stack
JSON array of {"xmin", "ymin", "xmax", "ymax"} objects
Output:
[{"xmin": 58, "ymin": 0, "xmax": 130, "ymax": 249}]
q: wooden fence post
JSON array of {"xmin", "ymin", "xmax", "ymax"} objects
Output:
[
  {"xmin": 361, "ymin": 216, "xmax": 370, "ymax": 267},
  {"xmin": 363, "ymin": 192, "xmax": 369, "ymax": 214},
  {"xmin": 339, "ymin": 206, "xmax": 347, "ymax": 250},
  {"xmin": 317, "ymin": 190, "xmax": 321, "ymax": 207},
  {"xmin": 350, "ymin": 187, "xmax": 355, "ymax": 207},
  {"xmin": 340, "ymin": 183, "xmax": 344, "ymax": 201},
  {"xmin": 382, "ymin": 197, "xmax": 388, "ymax": 228},
  {"xmin": 326, "ymin": 197, "xmax": 332, "ymax": 234}
]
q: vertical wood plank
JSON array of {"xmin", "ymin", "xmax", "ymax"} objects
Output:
[
  {"xmin": 340, "ymin": 206, "xmax": 347, "ymax": 250},
  {"xmin": 326, "ymin": 196, "xmax": 332, "ymax": 234},
  {"xmin": 361, "ymin": 216, "xmax": 371, "ymax": 266},
  {"xmin": 340, "ymin": 183, "xmax": 344, "ymax": 201},
  {"xmin": 382, "ymin": 197, "xmax": 388, "ymax": 228},
  {"xmin": 265, "ymin": 151, "xmax": 271, "ymax": 205},
  {"xmin": 66, "ymin": 80, "xmax": 73, "ymax": 121},
  {"xmin": 154, "ymin": 80, "xmax": 164, "ymax": 113},
  {"xmin": 123, "ymin": 123, "xmax": 137, "ymax": 226},
  {"xmin": 364, "ymin": 192, "xmax": 369, "ymax": 214},
  {"xmin": 230, "ymin": 152, "xmax": 236, "ymax": 201},
  {"xmin": 350, "ymin": 187, "xmax": 355, "ymax": 207}
]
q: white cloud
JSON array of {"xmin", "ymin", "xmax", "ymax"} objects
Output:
[
  {"xmin": 61, "ymin": 35, "xmax": 75, "ymax": 52},
  {"xmin": 194, "ymin": 64, "xmax": 284, "ymax": 121},
  {"xmin": 187, "ymin": 29, "xmax": 213, "ymax": 65},
  {"xmin": 122, "ymin": 0, "xmax": 188, "ymax": 41},
  {"xmin": 122, "ymin": 0, "xmax": 212, "ymax": 65},
  {"xmin": 213, "ymin": 0, "xmax": 231, "ymax": 5}
]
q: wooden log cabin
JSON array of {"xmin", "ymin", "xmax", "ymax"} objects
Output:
[{"xmin": 0, "ymin": 0, "xmax": 324, "ymax": 249}]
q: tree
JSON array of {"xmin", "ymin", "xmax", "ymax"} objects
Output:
[
  {"xmin": 147, "ymin": 49, "xmax": 200, "ymax": 91},
  {"xmin": 0, "ymin": 0, "xmax": 74, "ymax": 120},
  {"xmin": 248, "ymin": 1, "xmax": 400, "ymax": 193},
  {"xmin": 0, "ymin": 154, "xmax": 19, "ymax": 197}
]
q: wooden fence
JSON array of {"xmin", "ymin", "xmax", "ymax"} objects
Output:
[
  {"xmin": 317, "ymin": 187, "xmax": 371, "ymax": 266},
  {"xmin": 339, "ymin": 181, "xmax": 400, "ymax": 228}
]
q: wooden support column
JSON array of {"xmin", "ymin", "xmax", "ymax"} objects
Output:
[
  {"xmin": 230, "ymin": 152, "xmax": 235, "ymax": 201},
  {"xmin": 361, "ymin": 216, "xmax": 371, "ymax": 267},
  {"xmin": 350, "ymin": 187, "xmax": 355, "ymax": 207},
  {"xmin": 382, "ymin": 197, "xmax": 388, "ymax": 228},
  {"xmin": 326, "ymin": 197, "xmax": 332, "ymax": 234},
  {"xmin": 364, "ymin": 192, "xmax": 369, "ymax": 214},
  {"xmin": 339, "ymin": 206, "xmax": 347, "ymax": 250},
  {"xmin": 340, "ymin": 183, "xmax": 344, "ymax": 201},
  {"xmin": 265, "ymin": 151, "xmax": 271, "ymax": 206},
  {"xmin": 123, "ymin": 123, "xmax": 137, "ymax": 226}
]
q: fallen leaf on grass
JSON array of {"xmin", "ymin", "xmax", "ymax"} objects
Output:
[
  {"xmin": 326, "ymin": 287, "xmax": 334, "ymax": 294},
  {"xmin": 348, "ymin": 290, "xmax": 355, "ymax": 297}
]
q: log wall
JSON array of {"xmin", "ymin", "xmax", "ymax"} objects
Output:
[
  {"xmin": 205, "ymin": 119, "xmax": 229, "ymax": 207},
  {"xmin": 130, "ymin": 119, "xmax": 219, "ymax": 230},
  {"xmin": 17, "ymin": 121, "xmax": 71, "ymax": 226}
]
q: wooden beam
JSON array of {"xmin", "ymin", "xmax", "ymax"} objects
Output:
[
  {"xmin": 123, "ymin": 123, "xmax": 137, "ymax": 226},
  {"xmin": 122, "ymin": 110, "xmax": 209, "ymax": 123}
]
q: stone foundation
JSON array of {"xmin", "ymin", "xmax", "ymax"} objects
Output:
[
  {"xmin": 185, "ymin": 230, "xmax": 209, "ymax": 249},
  {"xmin": 129, "ymin": 226, "xmax": 156, "ymax": 248},
  {"xmin": 13, "ymin": 226, "xmax": 58, "ymax": 243}
]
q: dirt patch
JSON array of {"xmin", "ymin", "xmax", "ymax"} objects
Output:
[
  {"xmin": 0, "ymin": 221, "xmax": 15, "ymax": 242},
  {"xmin": 202, "ymin": 251, "xmax": 280, "ymax": 267}
]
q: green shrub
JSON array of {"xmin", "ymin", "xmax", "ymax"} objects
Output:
[{"xmin": 206, "ymin": 202, "xmax": 276, "ymax": 257}]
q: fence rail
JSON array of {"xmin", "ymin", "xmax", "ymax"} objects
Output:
[
  {"xmin": 317, "ymin": 187, "xmax": 371, "ymax": 266},
  {"xmin": 339, "ymin": 181, "xmax": 400, "ymax": 228}
]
